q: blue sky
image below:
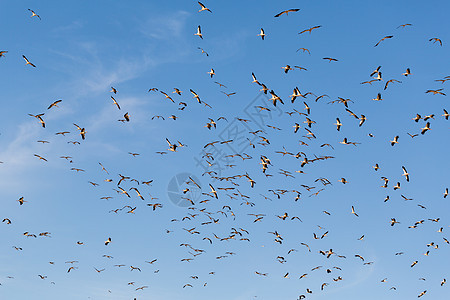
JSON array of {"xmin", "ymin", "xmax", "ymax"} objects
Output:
[{"xmin": 1, "ymin": 0, "xmax": 449, "ymax": 299}]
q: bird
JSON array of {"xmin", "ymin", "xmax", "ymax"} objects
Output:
[
  {"xmin": 166, "ymin": 138, "xmax": 178, "ymax": 152},
  {"xmin": 22, "ymin": 55, "xmax": 36, "ymax": 67},
  {"xmin": 335, "ymin": 118, "xmax": 342, "ymax": 131},
  {"xmin": 426, "ymin": 88, "xmax": 445, "ymax": 95},
  {"xmin": 0, "ymin": 51, "xmax": 8, "ymax": 58},
  {"xmin": 274, "ymin": 8, "xmax": 300, "ymax": 18},
  {"xmin": 402, "ymin": 166, "xmax": 410, "ymax": 182},
  {"xmin": 372, "ymin": 93, "xmax": 383, "ymax": 101},
  {"xmin": 195, "ymin": 26, "xmax": 203, "ymax": 39},
  {"xmin": 47, "ymin": 100, "xmax": 62, "ymax": 109},
  {"xmin": 34, "ymin": 154, "xmax": 47, "ymax": 162},
  {"xmin": 209, "ymin": 184, "xmax": 218, "ymax": 199},
  {"xmin": 443, "ymin": 109, "xmax": 449, "ymax": 120},
  {"xmin": 198, "ymin": 2, "xmax": 212, "ymax": 13},
  {"xmin": 111, "ymin": 96, "xmax": 121, "ymax": 109},
  {"xmin": 323, "ymin": 57, "xmax": 338, "ymax": 62},
  {"xmin": 197, "ymin": 47, "xmax": 209, "ymax": 56},
  {"xmin": 384, "ymin": 79, "xmax": 402, "ymax": 90},
  {"xmin": 105, "ymin": 237, "xmax": 111, "ymax": 245},
  {"xmin": 28, "ymin": 9, "xmax": 41, "ymax": 20},
  {"xmin": 429, "ymin": 37, "xmax": 442, "ymax": 46},
  {"xmin": 418, "ymin": 290, "xmax": 427, "ymax": 298},
  {"xmin": 221, "ymin": 91, "xmax": 236, "ymax": 98},
  {"xmin": 190, "ymin": 89, "xmax": 202, "ymax": 104},
  {"xmin": 351, "ymin": 206, "xmax": 359, "ymax": 217},
  {"xmin": 421, "ymin": 122, "xmax": 431, "ymax": 135},
  {"xmin": 374, "ymin": 35, "xmax": 393, "ymax": 47},
  {"xmin": 397, "ymin": 23, "xmax": 412, "ymax": 29},
  {"xmin": 370, "ymin": 66, "xmax": 382, "ymax": 77},
  {"xmin": 73, "ymin": 124, "xmax": 86, "ymax": 140},
  {"xmin": 390, "ymin": 136, "xmax": 399, "ymax": 146},
  {"xmin": 299, "ymin": 25, "xmax": 322, "ymax": 35},
  {"xmin": 258, "ymin": 28, "xmax": 266, "ymax": 40},
  {"xmin": 296, "ymin": 47, "xmax": 311, "ymax": 55}
]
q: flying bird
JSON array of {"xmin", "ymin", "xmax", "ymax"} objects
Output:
[
  {"xmin": 28, "ymin": 9, "xmax": 41, "ymax": 20},
  {"xmin": 258, "ymin": 28, "xmax": 266, "ymax": 40},
  {"xmin": 198, "ymin": 2, "xmax": 212, "ymax": 13},
  {"xmin": 429, "ymin": 37, "xmax": 442, "ymax": 46},
  {"xmin": 22, "ymin": 55, "xmax": 36, "ymax": 67},
  {"xmin": 374, "ymin": 35, "xmax": 393, "ymax": 47},
  {"xmin": 47, "ymin": 100, "xmax": 62, "ymax": 109},
  {"xmin": 195, "ymin": 26, "xmax": 203, "ymax": 39},
  {"xmin": 274, "ymin": 8, "xmax": 300, "ymax": 18}
]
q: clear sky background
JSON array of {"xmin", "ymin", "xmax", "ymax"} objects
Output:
[{"xmin": 1, "ymin": 0, "xmax": 449, "ymax": 299}]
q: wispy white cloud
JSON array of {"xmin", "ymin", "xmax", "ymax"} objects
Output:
[{"xmin": 140, "ymin": 11, "xmax": 191, "ymax": 41}]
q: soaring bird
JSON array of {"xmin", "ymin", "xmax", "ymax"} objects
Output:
[
  {"xmin": 258, "ymin": 28, "xmax": 266, "ymax": 40},
  {"xmin": 299, "ymin": 25, "xmax": 322, "ymax": 35},
  {"xmin": 111, "ymin": 96, "xmax": 121, "ymax": 109},
  {"xmin": 195, "ymin": 26, "xmax": 203, "ymax": 39},
  {"xmin": 28, "ymin": 9, "xmax": 41, "ymax": 20},
  {"xmin": 374, "ymin": 35, "xmax": 393, "ymax": 47},
  {"xmin": 402, "ymin": 166, "xmax": 410, "ymax": 182},
  {"xmin": 390, "ymin": 136, "xmax": 399, "ymax": 146},
  {"xmin": 198, "ymin": 2, "xmax": 212, "ymax": 13},
  {"xmin": 47, "ymin": 100, "xmax": 62, "ymax": 109},
  {"xmin": 274, "ymin": 8, "xmax": 300, "ymax": 18},
  {"xmin": 22, "ymin": 55, "xmax": 36, "ymax": 67},
  {"xmin": 429, "ymin": 37, "xmax": 442, "ymax": 46}
]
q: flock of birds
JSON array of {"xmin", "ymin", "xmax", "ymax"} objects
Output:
[{"xmin": 1, "ymin": 2, "xmax": 450, "ymax": 300}]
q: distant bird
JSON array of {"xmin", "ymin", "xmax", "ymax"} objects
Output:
[
  {"xmin": 420, "ymin": 122, "xmax": 431, "ymax": 135},
  {"xmin": 28, "ymin": 9, "xmax": 41, "ymax": 20},
  {"xmin": 402, "ymin": 166, "xmax": 410, "ymax": 182},
  {"xmin": 17, "ymin": 197, "xmax": 27, "ymax": 205},
  {"xmin": 0, "ymin": 51, "xmax": 7, "ymax": 58},
  {"xmin": 296, "ymin": 48, "xmax": 311, "ymax": 55},
  {"xmin": 274, "ymin": 8, "xmax": 300, "ymax": 18},
  {"xmin": 258, "ymin": 28, "xmax": 266, "ymax": 40},
  {"xmin": 299, "ymin": 25, "xmax": 322, "ymax": 35},
  {"xmin": 397, "ymin": 23, "xmax": 412, "ymax": 29},
  {"xmin": 111, "ymin": 96, "xmax": 121, "ymax": 109},
  {"xmin": 195, "ymin": 26, "xmax": 203, "ymax": 39},
  {"xmin": 374, "ymin": 35, "xmax": 393, "ymax": 47},
  {"xmin": 323, "ymin": 57, "xmax": 338, "ymax": 62},
  {"xmin": 442, "ymin": 109, "xmax": 449, "ymax": 120},
  {"xmin": 105, "ymin": 237, "xmax": 111, "ymax": 245},
  {"xmin": 429, "ymin": 37, "xmax": 442, "ymax": 46},
  {"xmin": 198, "ymin": 2, "xmax": 212, "ymax": 13},
  {"xmin": 390, "ymin": 135, "xmax": 399, "ymax": 146},
  {"xmin": 372, "ymin": 93, "xmax": 383, "ymax": 101},
  {"xmin": 197, "ymin": 47, "xmax": 209, "ymax": 56},
  {"xmin": 335, "ymin": 118, "xmax": 342, "ymax": 131},
  {"xmin": 22, "ymin": 55, "xmax": 36, "ymax": 67},
  {"xmin": 73, "ymin": 123, "xmax": 86, "ymax": 140},
  {"xmin": 351, "ymin": 206, "xmax": 359, "ymax": 217},
  {"xmin": 426, "ymin": 89, "xmax": 445, "ymax": 96},
  {"xmin": 47, "ymin": 100, "xmax": 62, "ymax": 109},
  {"xmin": 384, "ymin": 79, "xmax": 402, "ymax": 90}
]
